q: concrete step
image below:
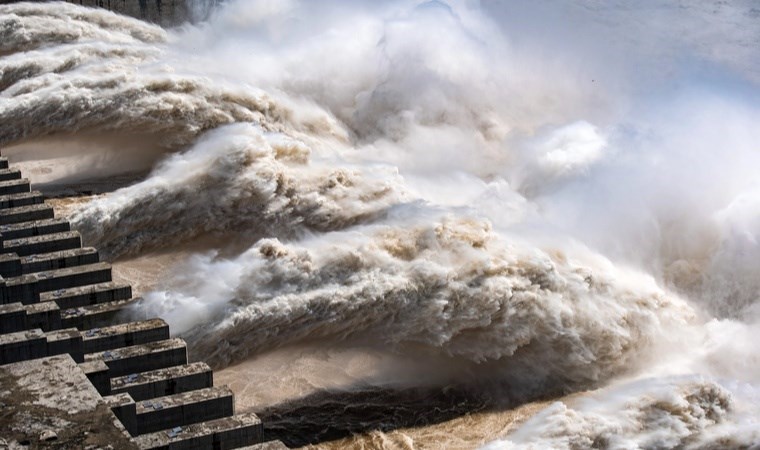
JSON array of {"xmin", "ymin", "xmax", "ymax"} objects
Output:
[
  {"xmin": 0, "ymin": 191, "xmax": 43, "ymax": 210},
  {"xmin": 82, "ymin": 318, "xmax": 170, "ymax": 354},
  {"xmin": 24, "ymin": 301, "xmax": 61, "ymax": 331},
  {"xmin": 84, "ymin": 338, "xmax": 188, "ymax": 378},
  {"xmin": 0, "ymin": 178, "xmax": 30, "ymax": 196},
  {"xmin": 0, "ymin": 217, "xmax": 70, "ymax": 241},
  {"xmin": 1, "ymin": 273, "xmax": 40, "ymax": 305},
  {"xmin": 61, "ymin": 298, "xmax": 138, "ymax": 330},
  {"xmin": 0, "ymin": 253, "xmax": 21, "ymax": 278},
  {"xmin": 35, "ymin": 262, "xmax": 112, "ymax": 293},
  {"xmin": 105, "ymin": 392, "xmax": 138, "ymax": 435},
  {"xmin": 111, "ymin": 362, "xmax": 214, "ymax": 402},
  {"xmin": 0, "ymin": 204, "xmax": 53, "ymax": 226},
  {"xmin": 44, "ymin": 328, "xmax": 83, "ymax": 362},
  {"xmin": 3, "ymin": 230, "xmax": 81, "ymax": 256},
  {"xmin": 0, "ymin": 169, "xmax": 22, "ymax": 182},
  {"xmin": 0, "ymin": 301, "xmax": 62, "ymax": 333},
  {"xmin": 21, "ymin": 247, "xmax": 99, "ymax": 274},
  {"xmin": 41, "ymin": 281, "xmax": 132, "ymax": 309},
  {"xmin": 1, "ymin": 263, "xmax": 114, "ymax": 304},
  {"xmin": 0, "ymin": 329, "xmax": 46, "ymax": 365},
  {"xmin": 134, "ymin": 386, "xmax": 235, "ymax": 435},
  {"xmin": 1, "ymin": 355, "xmax": 136, "ymax": 448},
  {"xmin": 0, "ymin": 328, "xmax": 84, "ymax": 365},
  {"xmin": 80, "ymin": 359, "xmax": 112, "ymax": 395},
  {"xmin": 0, "ymin": 302, "xmax": 26, "ymax": 333},
  {"xmin": 134, "ymin": 412, "xmax": 264, "ymax": 450},
  {"xmin": 0, "ymin": 157, "xmax": 8, "ymax": 169}
]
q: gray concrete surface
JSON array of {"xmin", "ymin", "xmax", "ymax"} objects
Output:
[{"xmin": 0, "ymin": 354, "xmax": 137, "ymax": 448}]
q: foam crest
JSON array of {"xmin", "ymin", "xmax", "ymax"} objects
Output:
[
  {"xmin": 70, "ymin": 123, "xmax": 402, "ymax": 258},
  {"xmin": 0, "ymin": 2, "xmax": 166, "ymax": 54},
  {"xmin": 2, "ymin": 2, "xmax": 760, "ymax": 445},
  {"xmin": 486, "ymin": 376, "xmax": 760, "ymax": 449},
  {"xmin": 0, "ymin": 2, "xmax": 341, "ymax": 153},
  {"xmin": 136, "ymin": 217, "xmax": 693, "ymax": 399}
]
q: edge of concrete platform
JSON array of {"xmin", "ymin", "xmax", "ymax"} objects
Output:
[{"xmin": 0, "ymin": 158, "xmax": 273, "ymax": 449}]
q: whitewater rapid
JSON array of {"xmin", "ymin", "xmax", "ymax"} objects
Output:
[{"xmin": 2, "ymin": 1, "xmax": 760, "ymax": 448}]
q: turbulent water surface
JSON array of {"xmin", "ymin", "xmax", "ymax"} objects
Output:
[{"xmin": 2, "ymin": 1, "xmax": 760, "ymax": 448}]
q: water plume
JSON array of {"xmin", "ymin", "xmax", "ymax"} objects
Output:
[
  {"xmin": 485, "ymin": 376, "xmax": 760, "ymax": 449},
  {"xmin": 1, "ymin": 1, "xmax": 760, "ymax": 447},
  {"xmin": 0, "ymin": 2, "xmax": 166, "ymax": 54},
  {"xmin": 139, "ymin": 216, "xmax": 692, "ymax": 400},
  {"xmin": 0, "ymin": 2, "xmax": 340, "ymax": 153},
  {"xmin": 70, "ymin": 123, "xmax": 402, "ymax": 258}
]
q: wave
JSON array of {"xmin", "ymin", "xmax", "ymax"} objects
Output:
[
  {"xmin": 486, "ymin": 376, "xmax": 760, "ymax": 449},
  {"xmin": 2, "ymin": 1, "xmax": 760, "ymax": 446},
  {"xmin": 70, "ymin": 123, "xmax": 401, "ymax": 258},
  {"xmin": 0, "ymin": 2, "xmax": 339, "ymax": 151},
  {"xmin": 136, "ymin": 215, "xmax": 693, "ymax": 399},
  {"xmin": 0, "ymin": 2, "xmax": 165, "ymax": 54}
]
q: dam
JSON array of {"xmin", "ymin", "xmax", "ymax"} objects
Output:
[
  {"xmin": 62, "ymin": 0, "xmax": 217, "ymax": 26},
  {"xmin": 0, "ymin": 156, "xmax": 285, "ymax": 449}
]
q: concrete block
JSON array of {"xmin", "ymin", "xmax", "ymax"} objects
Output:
[
  {"xmin": 35, "ymin": 262, "xmax": 112, "ymax": 293},
  {"xmin": 0, "ymin": 253, "xmax": 22, "ymax": 277},
  {"xmin": 134, "ymin": 413, "xmax": 264, "ymax": 450},
  {"xmin": 111, "ymin": 362, "xmax": 213, "ymax": 401},
  {"xmin": 0, "ymin": 264, "xmax": 111, "ymax": 305},
  {"xmin": 2, "ymin": 355, "xmax": 136, "ymax": 448},
  {"xmin": 45, "ymin": 328, "xmax": 83, "ymax": 362},
  {"xmin": 85, "ymin": 338, "xmax": 188, "ymax": 378},
  {"xmin": 24, "ymin": 301, "xmax": 61, "ymax": 331},
  {"xmin": 41, "ymin": 281, "xmax": 131, "ymax": 309},
  {"xmin": 105, "ymin": 392, "xmax": 139, "ymax": 436},
  {"xmin": 0, "ymin": 204, "xmax": 54, "ymax": 225},
  {"xmin": 0, "ymin": 302, "xmax": 26, "ymax": 333},
  {"xmin": 0, "ymin": 178, "xmax": 30, "ymax": 196},
  {"xmin": 0, "ymin": 169, "xmax": 22, "ymax": 182},
  {"xmin": 82, "ymin": 319, "xmax": 170, "ymax": 354},
  {"xmin": 3, "ymin": 230, "xmax": 81, "ymax": 256},
  {"xmin": 21, "ymin": 247, "xmax": 99, "ymax": 274},
  {"xmin": 80, "ymin": 359, "xmax": 112, "ymax": 395},
  {"xmin": 0, "ymin": 191, "xmax": 43, "ymax": 209},
  {"xmin": 135, "ymin": 386, "xmax": 234, "ymax": 435},
  {"xmin": 0, "ymin": 217, "xmax": 70, "ymax": 241},
  {"xmin": 0, "ymin": 328, "xmax": 46, "ymax": 364},
  {"xmin": 1, "ymin": 274, "xmax": 40, "ymax": 305},
  {"xmin": 61, "ymin": 298, "xmax": 137, "ymax": 330}
]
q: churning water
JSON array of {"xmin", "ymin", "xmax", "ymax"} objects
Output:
[{"xmin": 2, "ymin": 1, "xmax": 760, "ymax": 448}]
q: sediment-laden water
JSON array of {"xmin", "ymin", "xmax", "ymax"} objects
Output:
[{"xmin": 2, "ymin": 1, "xmax": 760, "ymax": 448}]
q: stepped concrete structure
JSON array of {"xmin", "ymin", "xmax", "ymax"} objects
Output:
[{"xmin": 0, "ymin": 156, "xmax": 287, "ymax": 449}]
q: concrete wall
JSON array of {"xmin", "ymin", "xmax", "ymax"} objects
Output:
[{"xmin": 62, "ymin": 0, "xmax": 222, "ymax": 27}]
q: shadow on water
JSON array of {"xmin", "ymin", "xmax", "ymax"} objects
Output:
[
  {"xmin": 254, "ymin": 383, "xmax": 508, "ymax": 448},
  {"xmin": 34, "ymin": 171, "xmax": 149, "ymax": 197}
]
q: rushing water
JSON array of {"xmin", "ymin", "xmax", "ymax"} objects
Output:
[{"xmin": 2, "ymin": 1, "xmax": 760, "ymax": 448}]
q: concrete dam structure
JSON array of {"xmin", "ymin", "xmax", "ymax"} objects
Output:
[
  {"xmin": 0, "ymin": 157, "xmax": 285, "ymax": 448},
  {"xmin": 63, "ymin": 0, "xmax": 218, "ymax": 26}
]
